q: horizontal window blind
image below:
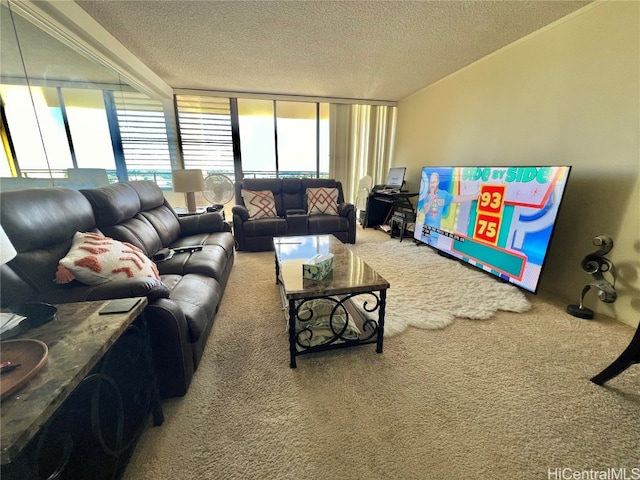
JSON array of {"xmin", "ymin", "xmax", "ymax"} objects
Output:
[
  {"xmin": 112, "ymin": 91, "xmax": 171, "ymax": 172},
  {"xmin": 175, "ymin": 95, "xmax": 234, "ymax": 177}
]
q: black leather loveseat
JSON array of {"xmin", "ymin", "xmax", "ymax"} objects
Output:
[
  {"xmin": 232, "ymin": 178, "xmax": 356, "ymax": 251},
  {"xmin": 0, "ymin": 181, "xmax": 234, "ymax": 398}
]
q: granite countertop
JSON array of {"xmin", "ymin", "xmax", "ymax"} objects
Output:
[{"xmin": 0, "ymin": 298, "xmax": 147, "ymax": 464}]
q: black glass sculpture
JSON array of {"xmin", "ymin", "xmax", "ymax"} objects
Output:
[{"xmin": 566, "ymin": 235, "xmax": 617, "ymax": 319}]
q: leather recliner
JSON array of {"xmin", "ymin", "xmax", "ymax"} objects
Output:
[
  {"xmin": 232, "ymin": 178, "xmax": 356, "ymax": 251},
  {"xmin": 0, "ymin": 181, "xmax": 234, "ymax": 398}
]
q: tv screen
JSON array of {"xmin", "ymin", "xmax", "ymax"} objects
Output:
[
  {"xmin": 385, "ymin": 167, "xmax": 406, "ymax": 188},
  {"xmin": 413, "ymin": 166, "xmax": 572, "ymax": 293}
]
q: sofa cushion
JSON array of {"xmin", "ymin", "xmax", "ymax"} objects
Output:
[
  {"xmin": 138, "ymin": 206, "xmax": 182, "ymax": 247},
  {"xmin": 307, "ymin": 215, "xmax": 350, "ymax": 234},
  {"xmin": 306, "ymin": 187, "xmax": 339, "ymax": 215},
  {"xmin": 127, "ymin": 181, "xmax": 182, "ymax": 247},
  {"xmin": 157, "ymin": 243, "xmax": 230, "ymax": 283},
  {"xmin": 0, "ymin": 187, "xmax": 98, "ymax": 306},
  {"xmin": 282, "ymin": 178, "xmax": 304, "ymax": 211},
  {"xmin": 242, "ymin": 190, "xmax": 277, "ymax": 219},
  {"xmin": 159, "ymin": 273, "xmax": 221, "ymax": 343},
  {"xmin": 1, "ymin": 188, "xmax": 96, "ymax": 253},
  {"xmin": 81, "ymin": 183, "xmax": 141, "ymax": 227},
  {"xmin": 242, "ymin": 217, "xmax": 288, "ymax": 237},
  {"xmin": 98, "ymin": 216, "xmax": 165, "ymax": 256},
  {"xmin": 56, "ymin": 232, "xmax": 161, "ymax": 285},
  {"xmin": 127, "ymin": 180, "xmax": 166, "ymax": 211}
]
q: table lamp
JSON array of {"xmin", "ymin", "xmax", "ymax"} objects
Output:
[
  {"xmin": 172, "ymin": 169, "xmax": 205, "ymax": 214},
  {"xmin": 1, "ymin": 225, "xmax": 17, "ymax": 265}
]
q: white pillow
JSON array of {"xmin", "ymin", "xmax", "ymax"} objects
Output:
[
  {"xmin": 306, "ymin": 187, "xmax": 339, "ymax": 215},
  {"xmin": 242, "ymin": 189, "xmax": 277, "ymax": 219},
  {"xmin": 56, "ymin": 232, "xmax": 161, "ymax": 285}
]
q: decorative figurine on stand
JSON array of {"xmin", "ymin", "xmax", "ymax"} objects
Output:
[{"xmin": 566, "ymin": 235, "xmax": 617, "ymax": 319}]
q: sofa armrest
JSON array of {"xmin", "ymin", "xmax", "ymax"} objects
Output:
[
  {"xmin": 232, "ymin": 205, "xmax": 250, "ymax": 222},
  {"xmin": 179, "ymin": 212, "xmax": 230, "ymax": 235},
  {"xmin": 144, "ymin": 298, "xmax": 194, "ymax": 398},
  {"xmin": 338, "ymin": 202, "xmax": 355, "ymax": 217},
  {"xmin": 35, "ymin": 278, "xmax": 171, "ymax": 304},
  {"xmin": 286, "ymin": 208, "xmax": 307, "ymax": 216}
]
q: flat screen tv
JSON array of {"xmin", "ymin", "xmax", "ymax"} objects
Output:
[{"xmin": 413, "ymin": 165, "xmax": 572, "ymax": 293}]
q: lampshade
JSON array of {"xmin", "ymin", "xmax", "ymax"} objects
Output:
[
  {"xmin": 0, "ymin": 225, "xmax": 17, "ymax": 265},
  {"xmin": 172, "ymin": 169, "xmax": 205, "ymax": 193},
  {"xmin": 172, "ymin": 169, "xmax": 205, "ymax": 214}
]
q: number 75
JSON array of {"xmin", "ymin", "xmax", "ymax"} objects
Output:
[{"xmin": 477, "ymin": 219, "xmax": 497, "ymax": 239}]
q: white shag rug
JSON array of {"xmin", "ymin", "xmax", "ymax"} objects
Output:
[{"xmin": 349, "ymin": 240, "xmax": 532, "ymax": 337}]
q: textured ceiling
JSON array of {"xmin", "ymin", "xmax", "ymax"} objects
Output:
[{"xmin": 75, "ymin": 0, "xmax": 592, "ymax": 102}]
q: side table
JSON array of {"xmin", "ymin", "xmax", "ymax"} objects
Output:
[
  {"xmin": 390, "ymin": 212, "xmax": 416, "ymax": 242},
  {"xmin": 1, "ymin": 299, "xmax": 163, "ymax": 479},
  {"xmin": 174, "ymin": 207, "xmax": 207, "ymax": 217}
]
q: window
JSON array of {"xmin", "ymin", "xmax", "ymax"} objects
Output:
[
  {"xmin": 237, "ymin": 98, "xmax": 329, "ymax": 179},
  {"xmin": 237, "ymin": 98, "xmax": 276, "ymax": 178},
  {"xmin": 111, "ymin": 90, "xmax": 172, "ymax": 186},
  {"xmin": 0, "ymin": 116, "xmax": 12, "ymax": 177},
  {"xmin": 276, "ymin": 101, "xmax": 317, "ymax": 177},
  {"xmin": 0, "ymin": 85, "xmax": 72, "ymax": 177},
  {"xmin": 61, "ymin": 88, "xmax": 116, "ymax": 171},
  {"xmin": 175, "ymin": 95, "xmax": 234, "ymax": 179}
]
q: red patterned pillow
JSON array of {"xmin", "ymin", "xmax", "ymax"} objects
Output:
[
  {"xmin": 306, "ymin": 187, "xmax": 339, "ymax": 216},
  {"xmin": 55, "ymin": 232, "xmax": 161, "ymax": 285},
  {"xmin": 242, "ymin": 189, "xmax": 277, "ymax": 219}
]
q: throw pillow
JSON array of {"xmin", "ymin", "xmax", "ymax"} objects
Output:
[
  {"xmin": 242, "ymin": 189, "xmax": 277, "ymax": 219},
  {"xmin": 306, "ymin": 187, "xmax": 339, "ymax": 215},
  {"xmin": 55, "ymin": 232, "xmax": 161, "ymax": 285}
]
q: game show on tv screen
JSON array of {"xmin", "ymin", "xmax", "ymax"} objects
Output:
[{"xmin": 414, "ymin": 166, "xmax": 572, "ymax": 293}]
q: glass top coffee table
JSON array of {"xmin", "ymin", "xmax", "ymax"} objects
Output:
[{"xmin": 274, "ymin": 234, "xmax": 390, "ymax": 368}]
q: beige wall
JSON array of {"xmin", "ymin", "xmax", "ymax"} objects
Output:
[{"xmin": 393, "ymin": 1, "xmax": 639, "ymax": 327}]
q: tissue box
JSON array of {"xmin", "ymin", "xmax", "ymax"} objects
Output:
[{"xmin": 302, "ymin": 253, "xmax": 334, "ymax": 280}]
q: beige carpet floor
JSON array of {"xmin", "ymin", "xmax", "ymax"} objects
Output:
[{"xmin": 123, "ymin": 228, "xmax": 640, "ymax": 480}]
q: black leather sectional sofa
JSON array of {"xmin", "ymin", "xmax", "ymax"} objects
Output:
[
  {"xmin": 232, "ymin": 178, "xmax": 356, "ymax": 251},
  {"xmin": 0, "ymin": 180, "xmax": 234, "ymax": 398}
]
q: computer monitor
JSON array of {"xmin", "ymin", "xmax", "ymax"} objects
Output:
[{"xmin": 385, "ymin": 167, "xmax": 406, "ymax": 189}]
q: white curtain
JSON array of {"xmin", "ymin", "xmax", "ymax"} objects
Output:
[{"xmin": 329, "ymin": 104, "xmax": 397, "ymax": 203}]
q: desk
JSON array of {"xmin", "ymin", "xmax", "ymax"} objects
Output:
[
  {"xmin": 362, "ymin": 191, "xmax": 418, "ymax": 228},
  {"xmin": 1, "ymin": 299, "xmax": 163, "ymax": 479}
]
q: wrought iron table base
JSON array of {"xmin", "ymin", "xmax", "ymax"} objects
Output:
[{"xmin": 287, "ymin": 291, "xmax": 386, "ymax": 368}]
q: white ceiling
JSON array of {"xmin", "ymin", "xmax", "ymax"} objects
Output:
[{"xmin": 75, "ymin": 0, "xmax": 592, "ymax": 103}]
